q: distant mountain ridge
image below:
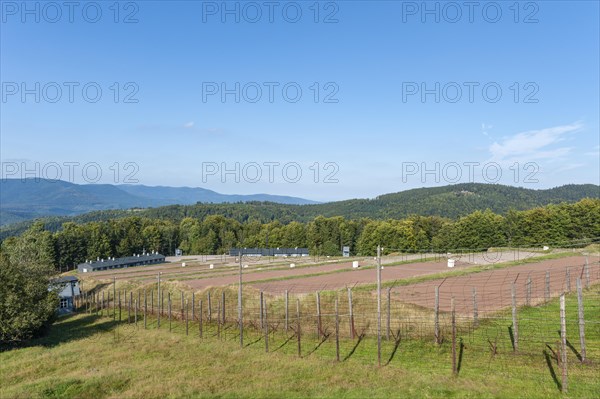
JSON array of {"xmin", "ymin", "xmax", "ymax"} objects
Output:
[
  {"xmin": 1, "ymin": 182, "xmax": 598, "ymax": 239},
  {"xmin": 0, "ymin": 179, "xmax": 319, "ymax": 226}
]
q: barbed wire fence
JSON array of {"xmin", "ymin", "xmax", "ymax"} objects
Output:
[{"xmin": 74, "ymin": 253, "xmax": 600, "ymax": 394}]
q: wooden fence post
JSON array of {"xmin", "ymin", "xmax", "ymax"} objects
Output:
[
  {"xmin": 566, "ymin": 268, "xmax": 571, "ymax": 293},
  {"xmin": 434, "ymin": 285, "xmax": 440, "ymax": 344},
  {"xmin": 168, "ymin": 292, "xmax": 172, "ymax": 332},
  {"xmin": 296, "ymin": 298, "xmax": 301, "ymax": 357},
  {"xmin": 128, "ymin": 292, "xmax": 132, "ymax": 323},
  {"xmin": 151, "ymin": 289, "xmax": 154, "ymax": 315},
  {"xmin": 180, "ymin": 291, "xmax": 184, "ymax": 320},
  {"xmin": 161, "ymin": 289, "xmax": 165, "ymax": 321},
  {"xmin": 134, "ymin": 299, "xmax": 138, "ymax": 326},
  {"xmin": 199, "ymin": 299, "xmax": 203, "ymax": 338},
  {"xmin": 584, "ymin": 258, "xmax": 590, "ymax": 289},
  {"xmin": 451, "ymin": 297, "xmax": 457, "ymax": 376},
  {"xmin": 335, "ymin": 298, "xmax": 340, "ymax": 362},
  {"xmin": 217, "ymin": 299, "xmax": 221, "ymax": 339},
  {"xmin": 377, "ymin": 245, "xmax": 382, "ymax": 367},
  {"xmin": 157, "ymin": 289, "xmax": 161, "ymax": 328},
  {"xmin": 348, "ymin": 288, "xmax": 355, "ymax": 340},
  {"xmin": 113, "ymin": 277, "xmax": 116, "ymax": 320},
  {"xmin": 472, "ymin": 287, "xmax": 478, "ymax": 327},
  {"xmin": 560, "ymin": 293, "xmax": 568, "ymax": 393},
  {"xmin": 511, "ymin": 283, "xmax": 518, "ymax": 352},
  {"xmin": 545, "ymin": 271, "xmax": 550, "ymax": 302},
  {"xmin": 259, "ymin": 291, "xmax": 264, "ymax": 329},
  {"xmin": 526, "ymin": 276, "xmax": 532, "ymax": 307},
  {"xmin": 222, "ymin": 291, "xmax": 226, "ymax": 324},
  {"xmin": 285, "ymin": 290, "xmax": 289, "ymax": 333},
  {"xmin": 387, "ymin": 287, "xmax": 391, "ymax": 341},
  {"xmin": 118, "ymin": 290, "xmax": 121, "ymax": 321},
  {"xmin": 186, "ymin": 299, "xmax": 189, "ymax": 336},
  {"xmin": 192, "ymin": 293, "xmax": 195, "ymax": 321},
  {"xmin": 207, "ymin": 291, "xmax": 212, "ymax": 323},
  {"xmin": 316, "ymin": 291, "xmax": 322, "ymax": 338},
  {"xmin": 144, "ymin": 289, "xmax": 147, "ymax": 329},
  {"xmin": 238, "ymin": 287, "xmax": 243, "ymax": 348},
  {"xmin": 264, "ymin": 298, "xmax": 269, "ymax": 353},
  {"xmin": 576, "ymin": 278, "xmax": 586, "ymax": 363}
]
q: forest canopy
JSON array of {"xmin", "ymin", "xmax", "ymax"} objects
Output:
[{"xmin": 1, "ymin": 198, "xmax": 598, "ymax": 271}]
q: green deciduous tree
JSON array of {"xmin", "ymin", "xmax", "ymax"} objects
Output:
[{"xmin": 0, "ymin": 224, "xmax": 58, "ymax": 345}]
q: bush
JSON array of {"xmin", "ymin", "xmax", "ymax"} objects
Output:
[{"xmin": 0, "ymin": 224, "xmax": 58, "ymax": 346}]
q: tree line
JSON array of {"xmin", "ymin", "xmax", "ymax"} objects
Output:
[
  {"xmin": 1, "ymin": 198, "xmax": 598, "ymax": 271},
  {"xmin": 2, "ymin": 183, "xmax": 598, "ymax": 241}
]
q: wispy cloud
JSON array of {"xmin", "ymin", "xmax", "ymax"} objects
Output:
[
  {"xmin": 556, "ymin": 163, "xmax": 585, "ymax": 172},
  {"xmin": 183, "ymin": 121, "xmax": 195, "ymax": 128},
  {"xmin": 584, "ymin": 145, "xmax": 600, "ymax": 157},
  {"xmin": 488, "ymin": 122, "xmax": 582, "ymax": 165}
]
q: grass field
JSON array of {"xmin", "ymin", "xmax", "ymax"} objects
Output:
[{"xmin": 1, "ymin": 289, "xmax": 598, "ymax": 399}]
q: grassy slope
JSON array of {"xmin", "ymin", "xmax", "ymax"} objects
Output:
[{"xmin": 1, "ymin": 290, "xmax": 598, "ymax": 399}]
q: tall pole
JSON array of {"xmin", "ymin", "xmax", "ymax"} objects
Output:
[
  {"xmin": 157, "ymin": 273, "xmax": 161, "ymax": 328},
  {"xmin": 238, "ymin": 250, "xmax": 243, "ymax": 348},
  {"xmin": 560, "ymin": 294, "xmax": 568, "ymax": 393},
  {"xmin": 377, "ymin": 244, "xmax": 382, "ymax": 367},
  {"xmin": 113, "ymin": 276, "xmax": 116, "ymax": 320}
]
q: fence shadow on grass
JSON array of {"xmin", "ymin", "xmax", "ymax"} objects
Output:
[
  {"xmin": 305, "ymin": 334, "xmax": 330, "ymax": 357},
  {"xmin": 272, "ymin": 334, "xmax": 295, "ymax": 352},
  {"xmin": 457, "ymin": 339, "xmax": 465, "ymax": 375},
  {"xmin": 343, "ymin": 333, "xmax": 365, "ymax": 362},
  {"xmin": 244, "ymin": 335, "xmax": 263, "ymax": 348},
  {"xmin": 543, "ymin": 349, "xmax": 562, "ymax": 392},
  {"xmin": 384, "ymin": 330, "xmax": 402, "ymax": 366},
  {"xmin": 565, "ymin": 339, "xmax": 582, "ymax": 362},
  {"xmin": 508, "ymin": 326, "xmax": 516, "ymax": 351}
]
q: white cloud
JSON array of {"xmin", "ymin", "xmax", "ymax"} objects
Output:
[
  {"xmin": 183, "ymin": 121, "xmax": 195, "ymax": 128},
  {"xmin": 488, "ymin": 122, "xmax": 582, "ymax": 165}
]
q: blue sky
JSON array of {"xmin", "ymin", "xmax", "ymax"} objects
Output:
[{"xmin": 1, "ymin": 1, "xmax": 599, "ymax": 201}]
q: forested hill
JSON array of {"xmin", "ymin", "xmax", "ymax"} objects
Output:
[
  {"xmin": 1, "ymin": 183, "xmax": 598, "ymax": 239},
  {"xmin": 0, "ymin": 179, "xmax": 318, "ymax": 226},
  {"xmin": 77, "ymin": 183, "xmax": 600, "ymax": 222}
]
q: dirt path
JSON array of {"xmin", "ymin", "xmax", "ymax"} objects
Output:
[
  {"xmin": 186, "ymin": 261, "xmax": 360, "ymax": 290},
  {"xmin": 248, "ymin": 260, "xmax": 477, "ymax": 293}
]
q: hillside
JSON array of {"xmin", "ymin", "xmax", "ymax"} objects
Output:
[
  {"xmin": 1, "ymin": 183, "xmax": 597, "ymax": 239},
  {"xmin": 0, "ymin": 179, "xmax": 318, "ymax": 226}
]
